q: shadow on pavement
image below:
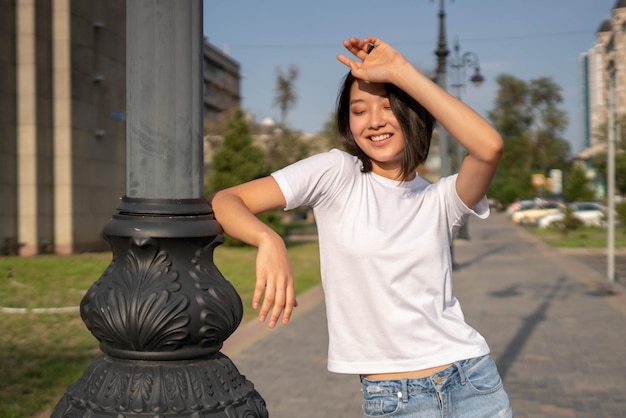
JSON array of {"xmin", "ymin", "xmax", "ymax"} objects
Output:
[{"xmin": 495, "ymin": 276, "xmax": 567, "ymax": 380}]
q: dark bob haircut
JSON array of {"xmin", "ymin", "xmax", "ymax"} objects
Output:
[{"xmin": 336, "ymin": 72, "xmax": 435, "ymax": 182}]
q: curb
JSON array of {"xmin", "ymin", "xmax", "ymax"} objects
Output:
[{"xmin": 222, "ymin": 284, "xmax": 325, "ymax": 357}]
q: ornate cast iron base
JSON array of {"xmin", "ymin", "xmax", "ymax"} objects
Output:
[
  {"xmin": 52, "ymin": 354, "xmax": 267, "ymax": 417},
  {"xmin": 52, "ymin": 197, "xmax": 268, "ymax": 417}
]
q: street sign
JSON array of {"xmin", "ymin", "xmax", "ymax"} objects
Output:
[{"xmin": 531, "ymin": 173, "xmax": 545, "ymax": 188}]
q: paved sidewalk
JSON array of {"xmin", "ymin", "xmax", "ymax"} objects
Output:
[{"xmin": 222, "ymin": 212, "xmax": 626, "ymax": 418}]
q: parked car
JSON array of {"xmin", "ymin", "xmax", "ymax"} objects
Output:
[
  {"xmin": 511, "ymin": 201, "xmax": 565, "ymax": 225},
  {"xmin": 488, "ymin": 198, "xmax": 503, "ymax": 212},
  {"xmin": 537, "ymin": 202, "xmax": 607, "ymax": 229},
  {"xmin": 506, "ymin": 198, "xmax": 537, "ymax": 217}
]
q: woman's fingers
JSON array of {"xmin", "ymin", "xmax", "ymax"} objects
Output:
[{"xmin": 255, "ymin": 273, "xmax": 296, "ymax": 328}]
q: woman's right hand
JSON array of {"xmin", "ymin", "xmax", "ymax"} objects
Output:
[
  {"xmin": 209, "ymin": 176, "xmax": 296, "ymax": 328},
  {"xmin": 254, "ymin": 233, "xmax": 298, "ymax": 327}
]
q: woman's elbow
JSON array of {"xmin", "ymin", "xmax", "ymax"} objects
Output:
[
  {"xmin": 486, "ymin": 133, "xmax": 504, "ymax": 164},
  {"xmin": 207, "ymin": 190, "xmax": 233, "ymax": 214}
]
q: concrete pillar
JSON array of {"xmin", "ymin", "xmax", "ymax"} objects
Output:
[
  {"xmin": 52, "ymin": 0, "xmax": 73, "ymax": 255},
  {"xmin": 16, "ymin": 0, "xmax": 38, "ymax": 256}
]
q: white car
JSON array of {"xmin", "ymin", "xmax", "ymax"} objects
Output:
[
  {"xmin": 511, "ymin": 201, "xmax": 564, "ymax": 225},
  {"xmin": 537, "ymin": 202, "xmax": 606, "ymax": 229},
  {"xmin": 506, "ymin": 199, "xmax": 537, "ymax": 217}
]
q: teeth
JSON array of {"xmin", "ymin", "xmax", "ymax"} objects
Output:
[{"xmin": 371, "ymin": 134, "xmax": 391, "ymax": 142}]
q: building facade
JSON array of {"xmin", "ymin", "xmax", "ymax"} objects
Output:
[
  {"xmin": 580, "ymin": 0, "xmax": 626, "ymax": 158},
  {"xmin": 203, "ymin": 39, "xmax": 240, "ymax": 123},
  {"xmin": 0, "ymin": 1, "xmax": 240, "ymax": 256}
]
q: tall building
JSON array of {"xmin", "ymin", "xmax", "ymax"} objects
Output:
[
  {"xmin": 580, "ymin": 0, "xmax": 626, "ymax": 158},
  {"xmin": 1, "ymin": 0, "xmax": 127, "ymax": 256},
  {"xmin": 203, "ymin": 39, "xmax": 241, "ymax": 124},
  {"xmin": 0, "ymin": 1, "xmax": 240, "ymax": 256}
]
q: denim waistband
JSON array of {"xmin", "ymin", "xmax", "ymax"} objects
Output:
[{"xmin": 359, "ymin": 355, "xmax": 485, "ymax": 393}]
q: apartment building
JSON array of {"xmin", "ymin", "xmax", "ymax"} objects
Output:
[
  {"xmin": 0, "ymin": 1, "xmax": 240, "ymax": 255},
  {"xmin": 580, "ymin": 0, "xmax": 626, "ymax": 157}
]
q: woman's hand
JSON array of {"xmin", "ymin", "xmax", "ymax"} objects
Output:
[
  {"xmin": 336, "ymin": 36, "xmax": 409, "ymax": 84},
  {"xmin": 209, "ymin": 176, "xmax": 297, "ymax": 328},
  {"xmin": 254, "ymin": 233, "xmax": 298, "ymax": 327}
]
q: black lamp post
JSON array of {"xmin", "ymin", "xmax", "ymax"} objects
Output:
[
  {"xmin": 433, "ymin": 0, "xmax": 485, "ymax": 250},
  {"xmin": 51, "ymin": 2, "xmax": 267, "ymax": 416},
  {"xmin": 450, "ymin": 38, "xmax": 484, "ymax": 172},
  {"xmin": 433, "ymin": 0, "xmax": 451, "ymax": 177},
  {"xmin": 449, "ymin": 39, "xmax": 484, "ymax": 241}
]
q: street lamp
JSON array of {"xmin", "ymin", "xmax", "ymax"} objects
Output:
[
  {"xmin": 448, "ymin": 40, "xmax": 484, "ymax": 241},
  {"xmin": 433, "ymin": 2, "xmax": 485, "ymax": 176},
  {"xmin": 449, "ymin": 38, "xmax": 484, "ymax": 172},
  {"xmin": 433, "ymin": 1, "xmax": 484, "ymax": 249},
  {"xmin": 52, "ymin": 2, "xmax": 268, "ymax": 416}
]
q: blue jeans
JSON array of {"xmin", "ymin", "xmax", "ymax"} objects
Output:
[{"xmin": 360, "ymin": 355, "xmax": 513, "ymax": 417}]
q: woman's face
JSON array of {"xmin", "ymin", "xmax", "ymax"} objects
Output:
[{"xmin": 349, "ymin": 79, "xmax": 405, "ymax": 179}]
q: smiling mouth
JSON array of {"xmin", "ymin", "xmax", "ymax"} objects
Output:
[{"xmin": 370, "ymin": 133, "xmax": 391, "ymax": 142}]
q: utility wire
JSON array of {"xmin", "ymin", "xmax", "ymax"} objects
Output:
[{"xmin": 210, "ymin": 30, "xmax": 590, "ymax": 49}]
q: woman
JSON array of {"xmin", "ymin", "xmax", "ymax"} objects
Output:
[{"xmin": 210, "ymin": 36, "xmax": 512, "ymax": 417}]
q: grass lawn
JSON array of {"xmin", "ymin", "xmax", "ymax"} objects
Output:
[
  {"xmin": 526, "ymin": 225, "xmax": 626, "ymax": 248},
  {"xmin": 0, "ymin": 241, "xmax": 320, "ymax": 418}
]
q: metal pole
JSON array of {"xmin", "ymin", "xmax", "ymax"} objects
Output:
[
  {"xmin": 434, "ymin": 0, "xmax": 451, "ymax": 177},
  {"xmin": 126, "ymin": 1, "xmax": 204, "ymax": 199},
  {"xmin": 52, "ymin": 2, "xmax": 268, "ymax": 416},
  {"xmin": 447, "ymin": 39, "xmax": 483, "ymax": 241},
  {"xmin": 450, "ymin": 39, "xmax": 465, "ymax": 172},
  {"xmin": 607, "ymin": 60, "xmax": 616, "ymax": 290},
  {"xmin": 450, "ymin": 40, "xmax": 468, "ymax": 240}
]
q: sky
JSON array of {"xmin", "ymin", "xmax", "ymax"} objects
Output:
[{"xmin": 203, "ymin": 0, "xmax": 614, "ymax": 155}]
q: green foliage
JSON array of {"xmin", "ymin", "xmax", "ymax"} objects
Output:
[
  {"xmin": 616, "ymin": 202, "xmax": 626, "ymax": 230},
  {"xmin": 207, "ymin": 109, "xmax": 270, "ymax": 195},
  {"xmin": 274, "ymin": 64, "xmax": 299, "ymax": 127},
  {"xmin": 266, "ymin": 130, "xmax": 311, "ymax": 171},
  {"xmin": 487, "ymin": 74, "xmax": 532, "ymax": 138},
  {"xmin": 529, "ymin": 225, "xmax": 626, "ymax": 248},
  {"xmin": 582, "ymin": 114, "xmax": 626, "ymax": 196},
  {"xmin": 552, "ymin": 206, "xmax": 583, "ymax": 235},
  {"xmin": 487, "ymin": 74, "xmax": 570, "ymax": 205},
  {"xmin": 206, "ymin": 109, "xmax": 283, "ymax": 246},
  {"xmin": 610, "ymin": 158, "xmax": 623, "ymax": 193},
  {"xmin": 563, "ymin": 165, "xmax": 595, "ymax": 202},
  {"xmin": 320, "ymin": 112, "xmax": 343, "ymax": 150},
  {"xmin": 591, "ymin": 151, "xmax": 626, "ymax": 195},
  {"xmin": 489, "ymin": 172, "xmax": 532, "ymax": 207}
]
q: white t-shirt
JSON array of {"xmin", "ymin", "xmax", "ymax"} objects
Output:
[{"xmin": 272, "ymin": 149, "xmax": 490, "ymax": 374}]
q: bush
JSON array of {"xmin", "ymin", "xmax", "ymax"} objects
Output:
[
  {"xmin": 617, "ymin": 202, "xmax": 626, "ymax": 230},
  {"xmin": 552, "ymin": 206, "xmax": 583, "ymax": 235}
]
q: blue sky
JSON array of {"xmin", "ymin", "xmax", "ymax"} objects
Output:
[{"xmin": 203, "ymin": 0, "xmax": 613, "ymax": 155}]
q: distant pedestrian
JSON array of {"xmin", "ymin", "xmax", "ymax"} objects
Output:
[{"xmin": 210, "ymin": 36, "xmax": 512, "ymax": 417}]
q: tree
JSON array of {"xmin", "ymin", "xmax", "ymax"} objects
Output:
[
  {"xmin": 207, "ymin": 109, "xmax": 269, "ymax": 195},
  {"xmin": 588, "ymin": 115, "xmax": 626, "ymax": 195},
  {"xmin": 319, "ymin": 112, "xmax": 343, "ymax": 151},
  {"xmin": 265, "ymin": 130, "xmax": 311, "ymax": 170},
  {"xmin": 207, "ymin": 109, "xmax": 282, "ymax": 245},
  {"xmin": 487, "ymin": 74, "xmax": 570, "ymax": 204},
  {"xmin": 528, "ymin": 77, "xmax": 570, "ymax": 173},
  {"xmin": 590, "ymin": 150, "xmax": 626, "ymax": 195},
  {"xmin": 563, "ymin": 164, "xmax": 595, "ymax": 202},
  {"xmin": 266, "ymin": 64, "xmax": 311, "ymax": 170},
  {"xmin": 274, "ymin": 65, "xmax": 299, "ymax": 128}
]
